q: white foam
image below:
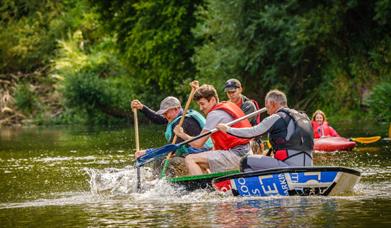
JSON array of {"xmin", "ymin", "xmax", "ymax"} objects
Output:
[{"xmin": 0, "ymin": 192, "xmax": 98, "ymax": 209}]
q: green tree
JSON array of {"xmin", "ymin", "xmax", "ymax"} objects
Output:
[
  {"xmin": 194, "ymin": 0, "xmax": 391, "ymax": 117},
  {"xmin": 367, "ymin": 82, "xmax": 391, "ymax": 122},
  {"xmin": 90, "ymin": 0, "xmax": 203, "ymax": 95}
]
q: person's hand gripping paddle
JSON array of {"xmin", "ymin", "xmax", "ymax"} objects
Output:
[{"xmin": 160, "ymin": 81, "xmax": 199, "ymax": 178}]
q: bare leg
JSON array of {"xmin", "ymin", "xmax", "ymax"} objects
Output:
[{"xmin": 185, "ymin": 154, "xmax": 209, "ymax": 175}]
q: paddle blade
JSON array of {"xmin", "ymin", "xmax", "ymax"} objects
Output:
[
  {"xmin": 350, "ymin": 136, "xmax": 381, "ymax": 144},
  {"xmin": 135, "ymin": 144, "xmax": 178, "ymax": 167}
]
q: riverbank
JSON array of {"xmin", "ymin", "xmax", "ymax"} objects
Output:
[
  {"xmin": 0, "ymin": 70, "xmax": 388, "ymax": 129},
  {"xmin": 0, "ymin": 70, "xmax": 62, "ymax": 127}
]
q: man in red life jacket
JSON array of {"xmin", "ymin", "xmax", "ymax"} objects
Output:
[
  {"xmin": 216, "ymin": 89, "xmax": 314, "ymax": 172},
  {"xmin": 173, "ymin": 84, "xmax": 252, "ymax": 175}
]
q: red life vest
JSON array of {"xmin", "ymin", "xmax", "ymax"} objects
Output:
[
  {"xmin": 311, "ymin": 121, "xmax": 339, "ymax": 139},
  {"xmin": 208, "ymin": 101, "xmax": 251, "ymax": 150}
]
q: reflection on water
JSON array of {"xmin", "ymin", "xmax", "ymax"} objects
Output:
[{"xmin": 0, "ymin": 125, "xmax": 390, "ymax": 227}]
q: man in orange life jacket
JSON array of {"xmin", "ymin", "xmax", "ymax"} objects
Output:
[
  {"xmin": 173, "ymin": 84, "xmax": 252, "ymax": 175},
  {"xmin": 216, "ymin": 89, "xmax": 314, "ymax": 172}
]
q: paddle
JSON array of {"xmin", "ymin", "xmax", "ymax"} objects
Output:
[
  {"xmin": 133, "ymin": 108, "xmax": 141, "ymax": 190},
  {"xmin": 350, "ymin": 136, "xmax": 381, "ymax": 144},
  {"xmin": 160, "ymin": 81, "xmax": 199, "ymax": 178},
  {"xmin": 264, "ymin": 135, "xmax": 381, "ymax": 152},
  {"xmin": 135, "ymin": 107, "xmax": 267, "ymax": 168}
]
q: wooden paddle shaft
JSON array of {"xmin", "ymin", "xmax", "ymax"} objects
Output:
[
  {"xmin": 132, "ymin": 107, "xmax": 142, "ymax": 190},
  {"xmin": 163, "ymin": 81, "xmax": 199, "ymax": 169},
  {"xmin": 171, "ymin": 81, "xmax": 198, "ymax": 144},
  {"xmin": 133, "ymin": 108, "xmax": 140, "ymax": 151}
]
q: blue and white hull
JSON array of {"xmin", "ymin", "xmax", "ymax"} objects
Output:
[{"xmin": 212, "ymin": 167, "xmax": 361, "ymax": 197}]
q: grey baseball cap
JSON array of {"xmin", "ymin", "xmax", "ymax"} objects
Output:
[
  {"xmin": 156, "ymin": 96, "xmax": 181, "ymax": 115},
  {"xmin": 224, "ymin": 78, "xmax": 241, "ymax": 92}
]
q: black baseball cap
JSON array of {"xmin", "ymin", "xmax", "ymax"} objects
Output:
[{"xmin": 224, "ymin": 79, "xmax": 241, "ymax": 92}]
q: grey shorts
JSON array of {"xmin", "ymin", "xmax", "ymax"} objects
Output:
[
  {"xmin": 241, "ymin": 151, "xmax": 313, "ymax": 172},
  {"xmin": 199, "ymin": 143, "xmax": 250, "ymax": 173}
]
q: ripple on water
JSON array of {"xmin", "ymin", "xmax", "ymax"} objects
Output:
[
  {"xmin": 0, "ymin": 192, "xmax": 98, "ymax": 209},
  {"xmin": 1, "ymin": 161, "xmax": 390, "ymax": 212},
  {"xmin": 36, "ymin": 156, "xmax": 97, "ymax": 163}
]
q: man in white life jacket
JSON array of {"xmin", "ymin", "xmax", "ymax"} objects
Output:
[{"xmin": 216, "ymin": 89, "xmax": 314, "ymax": 172}]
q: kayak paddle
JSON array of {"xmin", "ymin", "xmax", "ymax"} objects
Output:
[
  {"xmin": 135, "ymin": 107, "xmax": 267, "ymax": 168},
  {"xmin": 350, "ymin": 136, "xmax": 381, "ymax": 144}
]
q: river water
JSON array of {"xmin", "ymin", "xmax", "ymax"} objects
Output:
[{"xmin": 0, "ymin": 123, "xmax": 390, "ymax": 227}]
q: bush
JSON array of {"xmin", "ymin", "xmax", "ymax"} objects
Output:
[
  {"xmin": 14, "ymin": 83, "xmax": 39, "ymax": 114},
  {"xmin": 62, "ymin": 71, "xmax": 126, "ymax": 125},
  {"xmin": 367, "ymin": 82, "xmax": 391, "ymax": 122}
]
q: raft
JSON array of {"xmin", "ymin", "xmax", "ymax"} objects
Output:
[
  {"xmin": 212, "ymin": 166, "xmax": 361, "ymax": 197},
  {"xmin": 314, "ymin": 136, "xmax": 356, "ymax": 151}
]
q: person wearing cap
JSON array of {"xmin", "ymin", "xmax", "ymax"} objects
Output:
[
  {"xmin": 224, "ymin": 78, "xmax": 263, "ymax": 154},
  {"xmin": 224, "ymin": 78, "xmax": 260, "ymax": 126},
  {"xmin": 173, "ymin": 84, "xmax": 252, "ymax": 175},
  {"xmin": 131, "ymin": 97, "xmax": 213, "ymax": 165},
  {"xmin": 216, "ymin": 89, "xmax": 314, "ymax": 172}
]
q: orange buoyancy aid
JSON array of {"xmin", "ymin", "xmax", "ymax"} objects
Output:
[
  {"xmin": 311, "ymin": 121, "xmax": 339, "ymax": 139},
  {"xmin": 209, "ymin": 101, "xmax": 251, "ymax": 150}
]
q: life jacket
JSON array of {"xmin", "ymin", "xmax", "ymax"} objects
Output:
[
  {"xmin": 209, "ymin": 101, "xmax": 251, "ymax": 150},
  {"xmin": 269, "ymin": 108, "xmax": 314, "ymax": 162},
  {"xmin": 311, "ymin": 121, "xmax": 339, "ymax": 138},
  {"xmin": 241, "ymin": 95, "xmax": 261, "ymax": 125},
  {"xmin": 165, "ymin": 110, "xmax": 213, "ymax": 152}
]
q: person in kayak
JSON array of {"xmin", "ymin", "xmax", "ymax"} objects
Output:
[
  {"xmin": 216, "ymin": 89, "xmax": 314, "ymax": 172},
  {"xmin": 311, "ymin": 110, "xmax": 340, "ymax": 139},
  {"xmin": 131, "ymin": 96, "xmax": 212, "ymax": 176},
  {"xmin": 173, "ymin": 84, "xmax": 252, "ymax": 175},
  {"xmin": 224, "ymin": 78, "xmax": 264, "ymax": 154}
]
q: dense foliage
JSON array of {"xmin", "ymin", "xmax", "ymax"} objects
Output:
[
  {"xmin": 194, "ymin": 0, "xmax": 391, "ymax": 118},
  {"xmin": 0, "ymin": 0, "xmax": 390, "ymax": 125},
  {"xmin": 90, "ymin": 0, "xmax": 203, "ymax": 94},
  {"xmin": 367, "ymin": 82, "xmax": 391, "ymax": 122}
]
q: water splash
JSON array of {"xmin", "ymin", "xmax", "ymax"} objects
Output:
[
  {"xmin": 85, "ymin": 166, "xmax": 143, "ymax": 195},
  {"xmin": 84, "ymin": 166, "xmax": 227, "ymax": 203}
]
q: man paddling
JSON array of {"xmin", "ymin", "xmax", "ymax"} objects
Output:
[
  {"xmin": 131, "ymin": 97, "xmax": 212, "ymax": 176},
  {"xmin": 173, "ymin": 84, "xmax": 252, "ymax": 175},
  {"xmin": 216, "ymin": 89, "xmax": 314, "ymax": 172}
]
